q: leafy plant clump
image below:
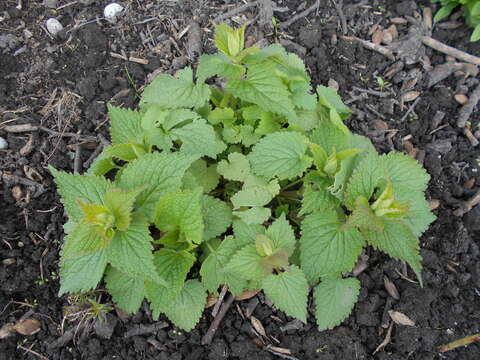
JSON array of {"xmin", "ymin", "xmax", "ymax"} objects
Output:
[
  {"xmin": 50, "ymin": 24, "xmax": 436, "ymax": 331},
  {"xmin": 432, "ymin": 0, "xmax": 480, "ymax": 41}
]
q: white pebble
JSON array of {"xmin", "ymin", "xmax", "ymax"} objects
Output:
[
  {"xmin": 104, "ymin": 3, "xmax": 124, "ymax": 24},
  {"xmin": 0, "ymin": 137, "xmax": 8, "ymax": 150},
  {"xmin": 46, "ymin": 18, "xmax": 63, "ymax": 36}
]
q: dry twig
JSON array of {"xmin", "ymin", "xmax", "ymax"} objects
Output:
[
  {"xmin": 280, "ymin": 0, "xmax": 320, "ymax": 30},
  {"xmin": 421, "ymin": 36, "xmax": 480, "ymax": 66},
  {"xmin": 213, "ymin": 1, "xmax": 260, "ymax": 24},
  {"xmin": 202, "ymin": 294, "xmax": 235, "ymax": 345},
  {"xmin": 341, "ymin": 36, "xmax": 395, "ymax": 61},
  {"xmin": 457, "ymin": 83, "xmax": 480, "ymax": 128},
  {"xmin": 211, "ymin": 285, "xmax": 228, "ymax": 317},
  {"xmin": 331, "ymin": 0, "xmax": 347, "ymax": 35},
  {"xmin": 453, "ymin": 189, "xmax": 480, "ymax": 217}
]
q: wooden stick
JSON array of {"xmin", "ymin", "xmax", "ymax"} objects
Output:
[
  {"xmin": 201, "ymin": 294, "xmax": 235, "ymax": 345},
  {"xmin": 280, "ymin": 0, "xmax": 320, "ymax": 30},
  {"xmin": 457, "ymin": 83, "xmax": 480, "ymax": 128},
  {"xmin": 213, "ymin": 1, "xmax": 260, "ymax": 24},
  {"xmin": 341, "ymin": 36, "xmax": 395, "ymax": 61},
  {"xmin": 453, "ymin": 189, "xmax": 480, "ymax": 217},
  {"xmin": 421, "ymin": 36, "xmax": 480, "ymax": 66}
]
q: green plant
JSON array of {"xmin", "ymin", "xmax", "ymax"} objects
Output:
[
  {"xmin": 432, "ymin": 0, "xmax": 480, "ymax": 41},
  {"xmin": 375, "ymin": 76, "xmax": 390, "ymax": 92},
  {"xmin": 50, "ymin": 24, "xmax": 436, "ymax": 331}
]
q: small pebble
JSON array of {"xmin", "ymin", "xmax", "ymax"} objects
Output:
[
  {"xmin": 46, "ymin": 18, "xmax": 63, "ymax": 36},
  {"xmin": 0, "ymin": 137, "xmax": 8, "ymax": 149},
  {"xmin": 104, "ymin": 3, "xmax": 124, "ymax": 24},
  {"xmin": 454, "ymin": 94, "xmax": 469, "ymax": 104}
]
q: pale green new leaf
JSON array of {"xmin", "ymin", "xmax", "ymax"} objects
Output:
[
  {"xmin": 50, "ymin": 167, "xmax": 112, "ymax": 222},
  {"xmin": 141, "ymin": 67, "xmax": 210, "ymax": 109},
  {"xmin": 197, "ymin": 53, "xmax": 245, "ymax": 83},
  {"xmin": 183, "ymin": 159, "xmax": 219, "ymax": 193},
  {"xmin": 59, "ymin": 223, "xmax": 108, "ymax": 294},
  {"xmin": 248, "ymin": 132, "xmax": 312, "ymax": 180},
  {"xmin": 163, "ymin": 280, "xmax": 207, "ymax": 331},
  {"xmin": 217, "ymin": 152, "xmax": 251, "ymax": 182},
  {"xmin": 300, "ymin": 173, "xmax": 340, "ymax": 216},
  {"xmin": 233, "ymin": 220, "xmax": 265, "ymax": 243},
  {"xmin": 171, "ymin": 119, "xmax": 226, "ymax": 158},
  {"xmin": 300, "ymin": 209, "xmax": 364, "ymax": 283},
  {"xmin": 316, "ymin": 85, "xmax": 351, "ymax": 120},
  {"xmin": 105, "ymin": 266, "xmax": 145, "ymax": 314},
  {"xmin": 200, "ymin": 235, "xmax": 250, "ymax": 295},
  {"xmin": 382, "ymin": 153, "xmax": 430, "ymax": 193},
  {"xmin": 231, "ymin": 175, "xmax": 280, "ymax": 209},
  {"xmin": 202, "ymin": 195, "xmax": 232, "ymax": 240},
  {"xmin": 116, "ymin": 152, "xmax": 195, "ymax": 220},
  {"xmin": 105, "ymin": 215, "xmax": 164, "ymax": 285},
  {"xmin": 362, "ymin": 219, "xmax": 423, "ymax": 286},
  {"xmin": 233, "ymin": 206, "xmax": 271, "ymax": 225},
  {"xmin": 108, "ymin": 105, "xmax": 143, "ymax": 146},
  {"xmin": 262, "ymin": 265, "xmax": 308, "ymax": 322},
  {"xmin": 146, "ymin": 248, "xmax": 195, "ymax": 319},
  {"xmin": 314, "ymin": 277, "xmax": 360, "ymax": 330},
  {"xmin": 265, "ymin": 214, "xmax": 296, "ymax": 255},
  {"xmin": 224, "ymin": 244, "xmax": 267, "ymax": 280},
  {"xmin": 226, "ymin": 61, "xmax": 297, "ymax": 121},
  {"xmin": 155, "ymin": 188, "xmax": 204, "ymax": 244}
]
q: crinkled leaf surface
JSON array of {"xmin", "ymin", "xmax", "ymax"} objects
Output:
[
  {"xmin": 105, "ymin": 266, "xmax": 145, "ymax": 314},
  {"xmin": 202, "ymin": 195, "xmax": 232, "ymax": 240}
]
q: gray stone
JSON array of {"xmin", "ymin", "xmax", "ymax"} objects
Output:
[
  {"xmin": 43, "ymin": 0, "xmax": 58, "ymax": 8},
  {"xmin": 93, "ymin": 313, "xmax": 117, "ymax": 339},
  {"xmin": 0, "ymin": 34, "xmax": 20, "ymax": 50}
]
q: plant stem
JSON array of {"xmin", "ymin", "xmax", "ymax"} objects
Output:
[
  {"xmin": 439, "ymin": 333, "xmax": 480, "ymax": 352},
  {"xmin": 280, "ymin": 177, "xmax": 304, "ymax": 191}
]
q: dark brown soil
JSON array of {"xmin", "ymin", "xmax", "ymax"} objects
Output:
[{"xmin": 1, "ymin": 1, "xmax": 479, "ymax": 359}]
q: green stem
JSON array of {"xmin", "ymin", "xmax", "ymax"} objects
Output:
[
  {"xmin": 219, "ymin": 93, "xmax": 233, "ymax": 108},
  {"xmin": 439, "ymin": 333, "xmax": 480, "ymax": 353},
  {"xmin": 280, "ymin": 177, "xmax": 304, "ymax": 191}
]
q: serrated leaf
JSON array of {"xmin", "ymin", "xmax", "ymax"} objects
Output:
[
  {"xmin": 116, "ymin": 152, "xmax": 195, "ymax": 220},
  {"xmin": 262, "ymin": 265, "xmax": 308, "ymax": 322},
  {"xmin": 202, "ymin": 195, "xmax": 232, "ymax": 240},
  {"xmin": 314, "ymin": 277, "xmax": 360, "ymax": 330},
  {"xmin": 197, "ymin": 53, "xmax": 245, "ymax": 83},
  {"xmin": 200, "ymin": 235, "xmax": 249, "ymax": 295},
  {"xmin": 248, "ymin": 132, "xmax": 312, "ymax": 180},
  {"xmin": 59, "ymin": 223, "xmax": 108, "ymax": 294},
  {"xmin": 233, "ymin": 220, "xmax": 265, "ymax": 243},
  {"xmin": 231, "ymin": 175, "xmax": 280, "ymax": 209},
  {"xmin": 382, "ymin": 153, "xmax": 430, "ymax": 193},
  {"xmin": 433, "ymin": 2, "xmax": 458, "ymax": 23},
  {"xmin": 103, "ymin": 143, "xmax": 146, "ymax": 162},
  {"xmin": 108, "ymin": 105, "xmax": 143, "ymax": 146},
  {"xmin": 217, "ymin": 152, "xmax": 251, "ymax": 182},
  {"xmin": 300, "ymin": 209, "xmax": 364, "ymax": 283},
  {"xmin": 146, "ymin": 248, "xmax": 195, "ymax": 319},
  {"xmin": 265, "ymin": 214, "xmax": 296, "ymax": 255},
  {"xmin": 362, "ymin": 219, "xmax": 423, "ymax": 286},
  {"xmin": 105, "ymin": 215, "xmax": 164, "ymax": 285},
  {"xmin": 171, "ymin": 119, "xmax": 226, "ymax": 158},
  {"xmin": 256, "ymin": 111, "xmax": 282, "ymax": 134},
  {"xmin": 346, "ymin": 196, "xmax": 385, "ymax": 232},
  {"xmin": 300, "ymin": 173, "xmax": 340, "ymax": 216},
  {"xmin": 207, "ymin": 107, "xmax": 235, "ymax": 126},
  {"xmin": 233, "ymin": 206, "xmax": 271, "ymax": 225},
  {"xmin": 224, "ymin": 244, "xmax": 267, "ymax": 280},
  {"xmin": 163, "ymin": 280, "xmax": 207, "ymax": 331},
  {"xmin": 103, "ymin": 188, "xmax": 143, "ymax": 231},
  {"xmin": 50, "ymin": 167, "xmax": 112, "ymax": 223},
  {"xmin": 309, "ymin": 118, "xmax": 349, "ymax": 153},
  {"xmin": 141, "ymin": 67, "xmax": 211, "ymax": 109},
  {"xmin": 316, "ymin": 85, "xmax": 351, "ymax": 120},
  {"xmin": 87, "ymin": 150, "xmax": 118, "ymax": 176},
  {"xmin": 155, "ymin": 188, "xmax": 204, "ymax": 244},
  {"xmin": 105, "ymin": 266, "xmax": 145, "ymax": 314},
  {"xmin": 183, "ymin": 159, "xmax": 219, "ymax": 193},
  {"xmin": 400, "ymin": 191, "xmax": 436, "ymax": 237},
  {"xmin": 227, "ymin": 62, "xmax": 297, "ymax": 121}
]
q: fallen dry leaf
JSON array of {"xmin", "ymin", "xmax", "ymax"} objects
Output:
[
  {"xmin": 388, "ymin": 310, "xmax": 415, "ymax": 326},
  {"xmin": 463, "ymin": 178, "xmax": 476, "ymax": 189},
  {"xmin": 390, "ymin": 17, "xmax": 407, "ymax": 24},
  {"xmin": 205, "ymin": 293, "xmax": 218, "ymax": 309},
  {"xmin": 0, "ymin": 323, "xmax": 15, "ymax": 339},
  {"xmin": 372, "ymin": 29, "xmax": 384, "ymax": 45},
  {"xmin": 454, "ymin": 94, "xmax": 469, "ymax": 105},
  {"xmin": 401, "ymin": 91, "xmax": 420, "ymax": 102},
  {"xmin": 368, "ymin": 24, "xmax": 380, "ymax": 36},
  {"xmin": 429, "ymin": 199, "xmax": 441, "ymax": 210},
  {"xmin": 386, "ymin": 24, "xmax": 398, "ymax": 40},
  {"xmin": 250, "ymin": 316, "xmax": 267, "ymax": 337},
  {"xmin": 235, "ymin": 289, "xmax": 260, "ymax": 301},
  {"xmin": 373, "ymin": 119, "xmax": 389, "ymax": 131},
  {"xmin": 384, "ymin": 276, "xmax": 400, "ymax": 300},
  {"xmin": 13, "ymin": 318, "xmax": 41, "ymax": 335},
  {"xmin": 11, "ymin": 185, "xmax": 23, "ymax": 201},
  {"xmin": 381, "ymin": 30, "xmax": 393, "ymax": 45},
  {"xmin": 2, "ymin": 258, "xmax": 16, "ymax": 265},
  {"xmin": 328, "ymin": 78, "xmax": 339, "ymax": 91}
]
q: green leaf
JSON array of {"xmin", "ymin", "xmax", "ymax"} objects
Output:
[
  {"xmin": 248, "ymin": 132, "xmax": 312, "ymax": 180},
  {"xmin": 401, "ymin": 191, "xmax": 436, "ymax": 237},
  {"xmin": 59, "ymin": 223, "xmax": 108, "ymax": 294},
  {"xmin": 50, "ymin": 167, "xmax": 112, "ymax": 222},
  {"xmin": 224, "ymin": 244, "xmax": 267, "ymax": 280},
  {"xmin": 103, "ymin": 188, "xmax": 143, "ymax": 231},
  {"xmin": 202, "ymin": 195, "xmax": 232, "ymax": 240},
  {"xmin": 217, "ymin": 152, "xmax": 251, "ymax": 182},
  {"xmin": 183, "ymin": 159, "xmax": 219, "ymax": 193},
  {"xmin": 163, "ymin": 280, "xmax": 207, "ymax": 331},
  {"xmin": 300, "ymin": 209, "xmax": 364, "ymax": 283},
  {"xmin": 214, "ymin": 24, "xmax": 245, "ymax": 57},
  {"xmin": 433, "ymin": 2, "xmax": 459, "ymax": 23},
  {"xmin": 105, "ymin": 215, "xmax": 164, "ymax": 285},
  {"xmin": 233, "ymin": 220, "xmax": 265, "ymax": 243},
  {"xmin": 471, "ymin": 24, "xmax": 480, "ymax": 42},
  {"xmin": 314, "ymin": 277, "xmax": 360, "ymax": 330},
  {"xmin": 363, "ymin": 219, "xmax": 423, "ymax": 286},
  {"xmin": 262, "ymin": 265, "xmax": 309, "ymax": 322},
  {"xmin": 146, "ymin": 248, "xmax": 195, "ymax": 319},
  {"xmin": 300, "ymin": 174, "xmax": 340, "ymax": 216},
  {"xmin": 231, "ymin": 175, "xmax": 280, "ymax": 209},
  {"xmin": 316, "ymin": 86, "xmax": 351, "ymax": 120},
  {"xmin": 207, "ymin": 107, "xmax": 235, "ymax": 126},
  {"xmin": 197, "ymin": 53, "xmax": 245, "ymax": 83},
  {"xmin": 171, "ymin": 119, "xmax": 226, "ymax": 158},
  {"xmin": 116, "ymin": 152, "xmax": 195, "ymax": 220},
  {"xmin": 265, "ymin": 214, "xmax": 296, "ymax": 255},
  {"xmin": 200, "ymin": 235, "xmax": 250, "ymax": 295},
  {"xmin": 289, "ymin": 109, "xmax": 320, "ymax": 132},
  {"xmin": 108, "ymin": 105, "xmax": 143, "ymax": 146},
  {"xmin": 227, "ymin": 61, "xmax": 297, "ymax": 121},
  {"xmin": 141, "ymin": 67, "xmax": 211, "ymax": 109},
  {"xmin": 103, "ymin": 143, "xmax": 146, "ymax": 162},
  {"xmin": 309, "ymin": 118, "xmax": 349, "ymax": 154},
  {"xmin": 87, "ymin": 150, "xmax": 118, "ymax": 176},
  {"xmin": 155, "ymin": 188, "xmax": 204, "ymax": 244},
  {"xmin": 256, "ymin": 112, "xmax": 283, "ymax": 134},
  {"xmin": 233, "ymin": 206, "xmax": 271, "ymax": 225},
  {"xmin": 346, "ymin": 196, "xmax": 385, "ymax": 232},
  {"xmin": 105, "ymin": 266, "xmax": 145, "ymax": 314},
  {"xmin": 382, "ymin": 153, "xmax": 430, "ymax": 193}
]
